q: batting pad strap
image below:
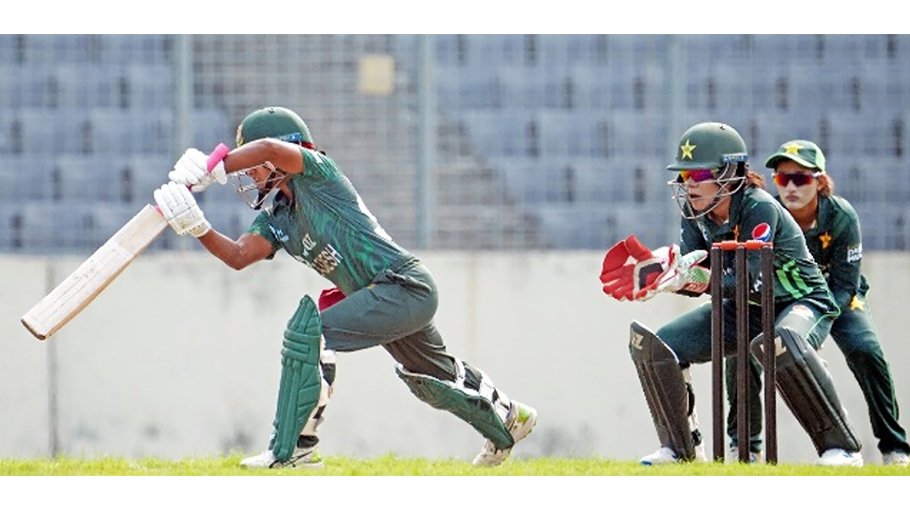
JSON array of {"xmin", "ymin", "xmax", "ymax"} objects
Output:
[
  {"xmin": 629, "ymin": 321, "xmax": 697, "ymax": 460},
  {"xmin": 396, "ymin": 363, "xmax": 514, "ymax": 449},
  {"xmin": 270, "ymin": 295, "xmax": 323, "ymax": 462},
  {"xmin": 752, "ymin": 327, "xmax": 861, "ymax": 454}
]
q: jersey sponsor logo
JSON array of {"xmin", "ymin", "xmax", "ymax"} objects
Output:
[
  {"xmin": 751, "ymin": 223, "xmax": 772, "ymax": 242},
  {"xmin": 846, "ymin": 244, "xmax": 863, "ymax": 263}
]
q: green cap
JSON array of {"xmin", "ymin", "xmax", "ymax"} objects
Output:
[{"xmin": 765, "ymin": 140, "xmax": 826, "ymax": 172}]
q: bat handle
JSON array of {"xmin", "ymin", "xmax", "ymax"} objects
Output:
[{"xmin": 206, "ymin": 143, "xmax": 230, "ymax": 172}]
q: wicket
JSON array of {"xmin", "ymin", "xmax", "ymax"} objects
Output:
[{"xmin": 710, "ymin": 240, "xmax": 777, "ymax": 463}]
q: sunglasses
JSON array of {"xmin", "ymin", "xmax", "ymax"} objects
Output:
[
  {"xmin": 773, "ymin": 172, "xmax": 821, "ymax": 187},
  {"xmin": 678, "ymin": 169, "xmax": 717, "ymax": 183}
]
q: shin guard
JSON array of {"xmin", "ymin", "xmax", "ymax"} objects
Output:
[
  {"xmin": 752, "ymin": 327, "xmax": 861, "ymax": 454},
  {"xmin": 396, "ymin": 360, "xmax": 514, "ymax": 449},
  {"xmin": 629, "ymin": 321, "xmax": 698, "ymax": 460},
  {"xmin": 269, "ymin": 296, "xmax": 324, "ymax": 462}
]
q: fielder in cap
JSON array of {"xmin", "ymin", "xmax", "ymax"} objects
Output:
[
  {"xmin": 726, "ymin": 139, "xmax": 909, "ymax": 466},
  {"xmin": 153, "ymin": 106, "xmax": 537, "ymax": 468}
]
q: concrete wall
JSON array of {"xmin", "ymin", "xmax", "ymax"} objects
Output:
[{"xmin": 2, "ymin": 251, "xmax": 909, "ymax": 464}]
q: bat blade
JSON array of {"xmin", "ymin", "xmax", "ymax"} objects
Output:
[{"xmin": 21, "ymin": 204, "xmax": 167, "ymax": 340}]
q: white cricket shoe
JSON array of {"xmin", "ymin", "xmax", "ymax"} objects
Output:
[
  {"xmin": 727, "ymin": 446, "xmax": 764, "ymax": 463},
  {"xmin": 240, "ymin": 445, "xmax": 324, "ymax": 469},
  {"xmin": 816, "ymin": 448, "xmax": 863, "ymax": 467},
  {"xmin": 472, "ymin": 401, "xmax": 538, "ymax": 466},
  {"xmin": 640, "ymin": 444, "xmax": 707, "ymax": 465},
  {"xmin": 882, "ymin": 451, "xmax": 909, "ymax": 466}
]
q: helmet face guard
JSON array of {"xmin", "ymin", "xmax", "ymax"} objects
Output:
[
  {"xmin": 665, "ymin": 122, "xmax": 749, "ymax": 220},
  {"xmin": 230, "ymin": 162, "xmax": 288, "ymax": 211},
  {"xmin": 668, "ymin": 158, "xmax": 747, "ymax": 220}
]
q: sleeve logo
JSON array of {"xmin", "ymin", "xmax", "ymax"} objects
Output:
[
  {"xmin": 751, "ymin": 223, "xmax": 772, "ymax": 242},
  {"xmin": 847, "ymin": 244, "xmax": 863, "ymax": 263}
]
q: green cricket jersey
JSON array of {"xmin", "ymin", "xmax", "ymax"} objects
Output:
[
  {"xmin": 680, "ymin": 186, "xmax": 836, "ymax": 309},
  {"xmin": 248, "ymin": 147, "xmax": 413, "ymax": 295},
  {"xmin": 784, "ymin": 194, "xmax": 866, "ymax": 312}
]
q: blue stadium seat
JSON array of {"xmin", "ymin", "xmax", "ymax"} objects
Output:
[
  {"xmin": 0, "ymin": 63, "xmax": 55, "ymax": 108},
  {"xmin": 751, "ymin": 110, "xmax": 824, "ymax": 161},
  {"xmin": 832, "ymin": 155, "xmax": 908, "ymax": 205},
  {"xmin": 88, "ymin": 108, "xmax": 173, "ymax": 156},
  {"xmin": 55, "ymin": 63, "xmax": 123, "ymax": 109},
  {"xmin": 539, "ymin": 110, "xmax": 606, "ymax": 158},
  {"xmin": 18, "ymin": 108, "xmax": 90, "ymax": 155},
  {"xmin": 0, "ymin": 35, "xmax": 22, "ymax": 63},
  {"xmin": 54, "ymin": 154, "xmax": 128, "ymax": 202},
  {"xmin": 123, "ymin": 155, "xmax": 173, "ymax": 206},
  {"xmin": 606, "ymin": 111, "xmax": 668, "ymax": 159},
  {"xmin": 98, "ymin": 35, "xmax": 172, "ymax": 64},
  {"xmin": 752, "ymin": 35, "xmax": 821, "ymax": 62},
  {"xmin": 21, "ymin": 35, "xmax": 98, "ymax": 64},
  {"xmin": 499, "ymin": 67, "xmax": 558, "ymax": 110},
  {"xmin": 825, "ymin": 111, "xmax": 904, "ymax": 158},
  {"xmin": 192, "ymin": 108, "xmax": 233, "ymax": 151},
  {"xmin": 0, "ymin": 155, "xmax": 55, "ymax": 201},
  {"xmin": 852, "ymin": 202, "xmax": 906, "ymax": 250},
  {"xmin": 822, "ymin": 35, "xmax": 888, "ymax": 63},
  {"xmin": 126, "ymin": 64, "xmax": 175, "ymax": 109}
]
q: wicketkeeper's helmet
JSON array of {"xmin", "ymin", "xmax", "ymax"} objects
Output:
[{"xmin": 666, "ymin": 122, "xmax": 748, "ymax": 172}]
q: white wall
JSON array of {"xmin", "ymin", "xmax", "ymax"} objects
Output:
[{"xmin": 2, "ymin": 251, "xmax": 909, "ymax": 464}]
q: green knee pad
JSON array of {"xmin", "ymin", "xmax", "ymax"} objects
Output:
[
  {"xmin": 396, "ymin": 364, "xmax": 514, "ymax": 449},
  {"xmin": 269, "ymin": 295, "xmax": 323, "ymax": 462}
]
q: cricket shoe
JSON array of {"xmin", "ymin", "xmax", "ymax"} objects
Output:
[
  {"xmin": 816, "ymin": 448, "xmax": 863, "ymax": 467},
  {"xmin": 727, "ymin": 446, "xmax": 764, "ymax": 463},
  {"xmin": 472, "ymin": 401, "xmax": 538, "ymax": 466},
  {"xmin": 882, "ymin": 451, "xmax": 909, "ymax": 466},
  {"xmin": 240, "ymin": 445, "xmax": 324, "ymax": 469},
  {"xmin": 640, "ymin": 444, "xmax": 707, "ymax": 465}
]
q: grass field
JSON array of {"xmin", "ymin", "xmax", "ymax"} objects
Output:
[
  {"xmin": 3, "ymin": 456, "xmax": 903, "ymax": 510},
  {"xmin": 1, "ymin": 454, "xmax": 907, "ymax": 475}
]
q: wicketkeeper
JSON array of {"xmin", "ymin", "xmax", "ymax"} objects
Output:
[
  {"xmin": 153, "ymin": 106, "xmax": 537, "ymax": 468},
  {"xmin": 599, "ymin": 122, "xmax": 863, "ymax": 466}
]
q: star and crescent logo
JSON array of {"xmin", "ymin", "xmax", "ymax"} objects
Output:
[
  {"xmin": 784, "ymin": 143, "xmax": 801, "ymax": 155},
  {"xmin": 819, "ymin": 232, "xmax": 832, "ymax": 249},
  {"xmin": 680, "ymin": 139, "xmax": 696, "ymax": 160}
]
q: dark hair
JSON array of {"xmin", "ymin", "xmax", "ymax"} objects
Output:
[{"xmin": 741, "ymin": 162, "xmax": 765, "ymax": 189}]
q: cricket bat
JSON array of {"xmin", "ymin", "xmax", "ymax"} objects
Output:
[{"xmin": 20, "ymin": 143, "xmax": 230, "ymax": 341}]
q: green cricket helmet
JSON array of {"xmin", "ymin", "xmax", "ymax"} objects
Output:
[
  {"xmin": 666, "ymin": 122, "xmax": 748, "ymax": 171},
  {"xmin": 232, "ymin": 106, "xmax": 314, "ymax": 211},
  {"xmin": 235, "ymin": 106, "xmax": 315, "ymax": 148},
  {"xmin": 666, "ymin": 122, "xmax": 749, "ymax": 220},
  {"xmin": 764, "ymin": 139, "xmax": 826, "ymax": 172}
]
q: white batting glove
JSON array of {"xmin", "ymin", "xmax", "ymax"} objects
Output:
[
  {"xmin": 168, "ymin": 148, "xmax": 227, "ymax": 192},
  {"xmin": 153, "ymin": 182, "xmax": 212, "ymax": 237}
]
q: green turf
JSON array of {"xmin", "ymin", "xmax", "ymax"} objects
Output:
[{"xmin": 0, "ymin": 455, "xmax": 907, "ymax": 476}]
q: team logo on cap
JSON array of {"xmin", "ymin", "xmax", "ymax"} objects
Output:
[{"xmin": 752, "ymin": 223, "xmax": 772, "ymax": 242}]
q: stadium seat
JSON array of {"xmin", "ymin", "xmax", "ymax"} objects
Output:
[
  {"xmin": 55, "ymin": 63, "xmax": 123, "ymax": 109},
  {"xmin": 88, "ymin": 108, "xmax": 174, "ymax": 156},
  {"xmin": 126, "ymin": 64, "xmax": 175, "ymax": 109},
  {"xmin": 0, "ymin": 64, "xmax": 55, "ymax": 108},
  {"xmin": 18, "ymin": 108, "xmax": 90, "ymax": 155}
]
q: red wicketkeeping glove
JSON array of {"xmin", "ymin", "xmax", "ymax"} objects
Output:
[{"xmin": 599, "ymin": 234, "xmax": 672, "ymax": 301}]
